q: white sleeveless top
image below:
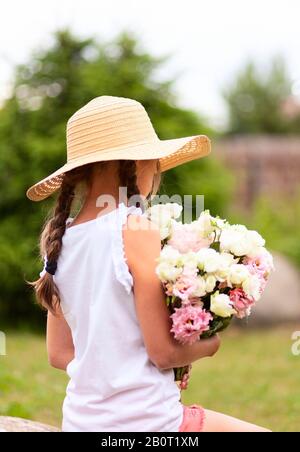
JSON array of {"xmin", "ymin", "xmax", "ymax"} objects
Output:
[{"xmin": 53, "ymin": 202, "xmax": 184, "ymax": 432}]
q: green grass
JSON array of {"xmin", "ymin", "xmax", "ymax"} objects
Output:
[
  {"xmin": 0, "ymin": 327, "xmax": 299, "ymax": 431},
  {"xmin": 182, "ymin": 326, "xmax": 300, "ymax": 432},
  {"xmin": 0, "ymin": 331, "xmax": 67, "ymax": 427}
]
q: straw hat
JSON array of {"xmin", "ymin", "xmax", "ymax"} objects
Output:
[{"xmin": 26, "ymin": 95, "xmax": 211, "ymax": 201}]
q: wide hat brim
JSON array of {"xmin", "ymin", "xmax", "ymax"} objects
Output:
[{"xmin": 26, "ymin": 134, "xmax": 211, "ymax": 201}]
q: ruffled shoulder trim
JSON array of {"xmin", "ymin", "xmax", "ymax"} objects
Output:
[{"xmin": 111, "ymin": 202, "xmax": 143, "ymax": 294}]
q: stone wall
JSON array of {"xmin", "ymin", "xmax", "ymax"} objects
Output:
[
  {"xmin": 215, "ymin": 135, "xmax": 300, "ymax": 210},
  {"xmin": 0, "ymin": 416, "xmax": 60, "ymax": 432}
]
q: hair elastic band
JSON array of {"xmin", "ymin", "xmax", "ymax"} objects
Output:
[
  {"xmin": 45, "ymin": 260, "xmax": 57, "ymax": 275},
  {"xmin": 39, "ymin": 256, "xmax": 57, "ymax": 277}
]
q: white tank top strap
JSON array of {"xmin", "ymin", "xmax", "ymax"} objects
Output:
[{"xmin": 111, "ymin": 202, "xmax": 143, "ymax": 294}]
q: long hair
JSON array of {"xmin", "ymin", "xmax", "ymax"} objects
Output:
[{"xmin": 29, "ymin": 160, "xmax": 161, "ymax": 314}]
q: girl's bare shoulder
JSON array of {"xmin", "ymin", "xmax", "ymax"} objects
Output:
[{"xmin": 123, "ymin": 215, "xmax": 161, "ymax": 264}]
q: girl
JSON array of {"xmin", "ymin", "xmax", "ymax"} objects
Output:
[{"xmin": 28, "ymin": 96, "xmax": 269, "ymax": 432}]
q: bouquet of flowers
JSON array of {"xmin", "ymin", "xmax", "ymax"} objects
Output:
[{"xmin": 145, "ymin": 203, "xmax": 274, "ymax": 389}]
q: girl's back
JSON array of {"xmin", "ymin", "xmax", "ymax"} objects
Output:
[{"xmin": 55, "ymin": 202, "xmax": 183, "ymax": 432}]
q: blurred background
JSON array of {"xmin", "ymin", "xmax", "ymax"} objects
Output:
[{"xmin": 0, "ymin": 0, "xmax": 299, "ymax": 432}]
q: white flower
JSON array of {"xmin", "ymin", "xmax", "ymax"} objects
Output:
[
  {"xmin": 213, "ymin": 217, "xmax": 228, "ymax": 230},
  {"xmin": 146, "ymin": 203, "xmax": 183, "ymax": 240},
  {"xmin": 191, "ymin": 276, "xmax": 207, "ymax": 298},
  {"xmin": 247, "ymin": 230, "xmax": 265, "ymax": 252},
  {"xmin": 148, "ymin": 203, "xmax": 183, "ymax": 224},
  {"xmin": 228, "ymin": 264, "xmax": 251, "ymax": 285},
  {"xmin": 180, "ymin": 252, "xmax": 199, "ymax": 269},
  {"xmin": 156, "ymin": 262, "xmax": 182, "ymax": 282},
  {"xmin": 193, "ymin": 210, "xmax": 228, "ymax": 241},
  {"xmin": 166, "ymin": 203, "xmax": 183, "ymax": 219},
  {"xmin": 159, "ymin": 226, "xmax": 171, "ymax": 240},
  {"xmin": 220, "ymin": 225, "xmax": 265, "ymax": 257},
  {"xmin": 242, "ymin": 274, "xmax": 262, "ymax": 302},
  {"xmin": 214, "ymin": 252, "xmax": 237, "ymax": 282},
  {"xmin": 205, "ymin": 275, "xmax": 217, "ymax": 293},
  {"xmin": 210, "ymin": 291, "xmax": 236, "ymax": 318},
  {"xmin": 196, "ymin": 210, "xmax": 216, "ymax": 238},
  {"xmin": 197, "ymin": 249, "xmax": 239, "ymax": 282},
  {"xmin": 196, "ymin": 248, "xmax": 221, "ymax": 273},
  {"xmin": 159, "ymin": 245, "xmax": 182, "ymax": 264},
  {"xmin": 156, "ymin": 246, "xmax": 183, "ymax": 282}
]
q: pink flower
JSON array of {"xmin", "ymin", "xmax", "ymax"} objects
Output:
[
  {"xmin": 258, "ymin": 277, "xmax": 267, "ymax": 293},
  {"xmin": 165, "ymin": 282, "xmax": 174, "ymax": 296},
  {"xmin": 170, "ymin": 305, "xmax": 213, "ymax": 344},
  {"xmin": 168, "ymin": 224, "xmax": 211, "ymax": 253},
  {"xmin": 243, "ymin": 250, "xmax": 273, "ymax": 280},
  {"xmin": 229, "ymin": 288, "xmax": 255, "ymax": 319},
  {"xmin": 172, "ymin": 271, "xmax": 199, "ymax": 302},
  {"xmin": 243, "ymin": 258, "xmax": 270, "ymax": 298}
]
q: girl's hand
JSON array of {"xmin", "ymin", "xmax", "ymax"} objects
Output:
[
  {"xmin": 177, "ymin": 335, "xmax": 221, "ymax": 389},
  {"xmin": 203, "ymin": 334, "xmax": 221, "ymax": 357},
  {"xmin": 179, "ymin": 364, "xmax": 192, "ymax": 390}
]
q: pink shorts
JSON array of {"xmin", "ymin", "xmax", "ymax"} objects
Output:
[{"xmin": 178, "ymin": 404, "xmax": 206, "ymax": 432}]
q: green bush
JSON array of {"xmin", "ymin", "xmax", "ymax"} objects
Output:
[
  {"xmin": 228, "ymin": 192, "xmax": 300, "ymax": 268},
  {"xmin": 0, "ymin": 30, "xmax": 233, "ymax": 327}
]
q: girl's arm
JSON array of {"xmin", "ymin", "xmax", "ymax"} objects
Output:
[
  {"xmin": 46, "ymin": 306, "xmax": 74, "ymax": 371},
  {"xmin": 124, "ymin": 215, "xmax": 220, "ymax": 370}
]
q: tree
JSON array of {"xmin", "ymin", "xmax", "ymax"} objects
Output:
[
  {"xmin": 224, "ymin": 57, "xmax": 300, "ymax": 134},
  {"xmin": 0, "ymin": 29, "xmax": 232, "ymax": 326}
]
